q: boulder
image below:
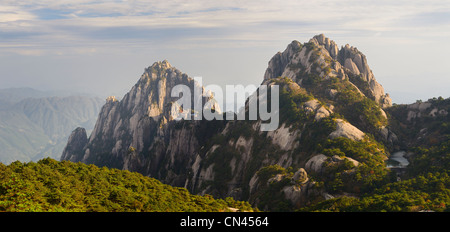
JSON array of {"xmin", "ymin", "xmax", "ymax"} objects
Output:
[
  {"xmin": 329, "ymin": 119, "xmax": 365, "ymax": 141},
  {"xmin": 303, "ymin": 99, "xmax": 332, "ymax": 121},
  {"xmin": 292, "ymin": 168, "xmax": 308, "ymax": 184},
  {"xmin": 304, "ymin": 99, "xmax": 321, "ymax": 113},
  {"xmin": 331, "ymin": 155, "xmax": 359, "ymax": 167},
  {"xmin": 327, "ymin": 89, "xmax": 338, "ymax": 99},
  {"xmin": 315, "ymin": 106, "xmax": 331, "ymax": 121},
  {"xmin": 305, "ymin": 154, "xmax": 328, "ymax": 173}
]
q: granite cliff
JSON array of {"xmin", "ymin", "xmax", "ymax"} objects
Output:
[{"xmin": 61, "ymin": 60, "xmax": 223, "ymax": 186}]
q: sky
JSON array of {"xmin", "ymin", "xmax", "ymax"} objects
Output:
[{"xmin": 1, "ymin": 0, "xmax": 450, "ymax": 106}]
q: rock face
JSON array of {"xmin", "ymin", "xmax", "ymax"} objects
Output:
[
  {"xmin": 61, "ymin": 127, "xmax": 88, "ymax": 161},
  {"xmin": 61, "ymin": 60, "xmax": 223, "ymax": 186},
  {"xmin": 337, "ymin": 44, "xmax": 392, "ymax": 108}
]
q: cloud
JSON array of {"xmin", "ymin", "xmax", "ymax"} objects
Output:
[
  {"xmin": 1, "ymin": 0, "xmax": 450, "ymax": 104},
  {"xmin": 0, "ymin": 5, "xmax": 35, "ymax": 22},
  {"xmin": 1, "ymin": 0, "xmax": 450, "ymax": 57}
]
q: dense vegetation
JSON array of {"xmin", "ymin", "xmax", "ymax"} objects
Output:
[
  {"xmin": 319, "ymin": 137, "xmax": 391, "ymax": 194},
  {"xmin": 253, "ymin": 165, "xmax": 297, "ymax": 211},
  {"xmin": 388, "ymin": 97, "xmax": 450, "ymax": 149},
  {"xmin": 275, "ymin": 77, "xmax": 312, "ymax": 127},
  {"xmin": 409, "ymin": 139, "xmax": 450, "ymax": 176},
  {"xmin": 301, "ymin": 171, "xmax": 450, "ymax": 212},
  {"xmin": 0, "ymin": 158, "xmax": 254, "ymax": 212}
]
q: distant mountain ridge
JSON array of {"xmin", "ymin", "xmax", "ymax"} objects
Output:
[{"xmin": 0, "ymin": 89, "xmax": 103, "ymax": 164}]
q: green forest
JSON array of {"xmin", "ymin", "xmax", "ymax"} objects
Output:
[{"xmin": 0, "ymin": 158, "xmax": 255, "ymax": 212}]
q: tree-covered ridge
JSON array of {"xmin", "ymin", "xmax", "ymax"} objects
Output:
[
  {"xmin": 388, "ymin": 96, "xmax": 450, "ymax": 149},
  {"xmin": 0, "ymin": 158, "xmax": 255, "ymax": 212},
  {"xmin": 409, "ymin": 138, "xmax": 450, "ymax": 176},
  {"xmin": 299, "ymin": 131, "xmax": 450, "ymax": 212},
  {"xmin": 300, "ymin": 171, "xmax": 450, "ymax": 212}
]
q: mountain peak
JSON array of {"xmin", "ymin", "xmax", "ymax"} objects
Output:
[
  {"xmin": 144, "ymin": 60, "xmax": 173, "ymax": 76},
  {"xmin": 309, "ymin": 34, "xmax": 339, "ymax": 59},
  {"xmin": 152, "ymin": 60, "xmax": 172, "ymax": 69},
  {"xmin": 264, "ymin": 34, "xmax": 392, "ymax": 108},
  {"xmin": 310, "ymin": 33, "xmax": 329, "ymax": 45}
]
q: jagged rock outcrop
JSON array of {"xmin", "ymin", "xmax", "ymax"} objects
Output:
[
  {"xmin": 312, "ymin": 34, "xmax": 339, "ymax": 60},
  {"xmin": 337, "ymin": 44, "xmax": 392, "ymax": 108},
  {"xmin": 61, "ymin": 127, "xmax": 88, "ymax": 161}
]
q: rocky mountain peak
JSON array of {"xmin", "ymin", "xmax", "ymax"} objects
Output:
[
  {"xmin": 263, "ymin": 34, "xmax": 392, "ymax": 108},
  {"xmin": 309, "ymin": 34, "xmax": 339, "ymax": 59},
  {"xmin": 147, "ymin": 60, "xmax": 172, "ymax": 73},
  {"xmin": 61, "ymin": 60, "xmax": 222, "ymax": 181},
  {"xmin": 140, "ymin": 60, "xmax": 178, "ymax": 83},
  {"xmin": 150, "ymin": 59, "xmax": 172, "ymax": 70}
]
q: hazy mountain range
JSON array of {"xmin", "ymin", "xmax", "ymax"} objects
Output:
[{"xmin": 0, "ymin": 88, "xmax": 103, "ymax": 164}]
